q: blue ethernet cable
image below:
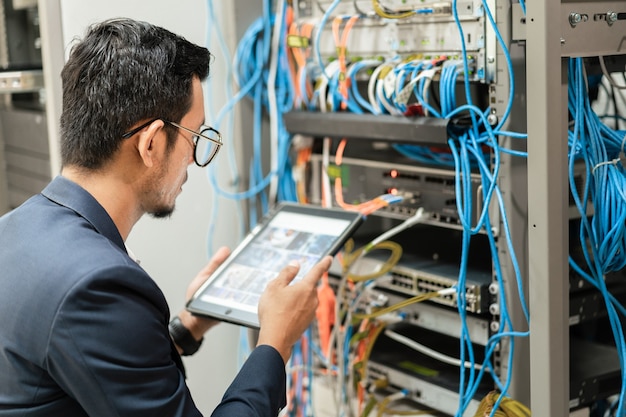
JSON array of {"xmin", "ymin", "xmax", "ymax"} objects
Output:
[
  {"xmin": 567, "ymin": 57, "xmax": 626, "ymax": 415},
  {"xmin": 314, "ymin": 0, "xmax": 342, "ymax": 80},
  {"xmin": 208, "ymin": 0, "xmax": 300, "ymax": 213},
  {"xmin": 448, "ymin": 115, "xmax": 529, "ymax": 416},
  {"xmin": 205, "ymin": 0, "xmax": 250, "ymax": 250},
  {"xmin": 480, "ymin": 0, "xmax": 515, "ymax": 132}
]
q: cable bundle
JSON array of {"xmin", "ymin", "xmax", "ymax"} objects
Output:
[
  {"xmin": 291, "ymin": 1, "xmax": 531, "ymax": 415},
  {"xmin": 568, "ymin": 57, "xmax": 626, "ymax": 417},
  {"xmin": 472, "ymin": 391, "xmax": 531, "ymax": 417},
  {"xmin": 206, "ymin": 0, "xmax": 300, "ymax": 229},
  {"xmin": 208, "ymin": 0, "xmax": 538, "ymax": 415}
]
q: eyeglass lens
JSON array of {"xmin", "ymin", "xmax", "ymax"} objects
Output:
[{"xmin": 195, "ymin": 128, "xmax": 221, "ymax": 166}]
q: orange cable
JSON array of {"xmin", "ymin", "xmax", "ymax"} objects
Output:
[
  {"xmin": 295, "ymin": 147, "xmax": 312, "ymax": 203},
  {"xmin": 288, "ymin": 20, "xmax": 315, "ymax": 107},
  {"xmin": 316, "ymin": 272, "xmax": 336, "ymax": 358},
  {"xmin": 332, "ymin": 15, "xmax": 359, "ymax": 109},
  {"xmin": 333, "ymin": 139, "xmax": 392, "ymax": 215},
  {"xmin": 287, "ymin": 22, "xmax": 302, "ymax": 102}
]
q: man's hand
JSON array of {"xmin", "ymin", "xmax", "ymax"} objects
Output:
[
  {"xmin": 177, "ymin": 246, "xmax": 231, "ymax": 342},
  {"xmin": 256, "ymin": 256, "xmax": 333, "ymax": 364}
]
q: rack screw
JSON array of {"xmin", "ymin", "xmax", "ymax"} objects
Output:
[
  {"xmin": 569, "ymin": 12, "xmax": 582, "ymax": 27},
  {"xmin": 490, "ymin": 321, "xmax": 500, "ymax": 332},
  {"xmin": 489, "ymin": 303, "xmax": 500, "ymax": 315},
  {"xmin": 607, "ymin": 11, "xmax": 617, "ymax": 25}
]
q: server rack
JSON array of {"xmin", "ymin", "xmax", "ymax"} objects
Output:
[
  {"xmin": 527, "ymin": 1, "xmax": 626, "ymax": 416},
  {"xmin": 280, "ymin": 0, "xmax": 626, "ymax": 415}
]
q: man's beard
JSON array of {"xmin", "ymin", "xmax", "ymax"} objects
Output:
[
  {"xmin": 148, "ymin": 192, "xmax": 175, "ymax": 218},
  {"xmin": 149, "ymin": 207, "xmax": 174, "ymax": 219},
  {"xmin": 144, "ymin": 155, "xmax": 176, "ymax": 219}
]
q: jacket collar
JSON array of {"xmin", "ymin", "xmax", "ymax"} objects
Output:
[{"xmin": 41, "ymin": 176, "xmax": 126, "ymax": 254}]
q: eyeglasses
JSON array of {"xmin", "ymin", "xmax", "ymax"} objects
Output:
[{"xmin": 121, "ymin": 118, "xmax": 223, "ymax": 167}]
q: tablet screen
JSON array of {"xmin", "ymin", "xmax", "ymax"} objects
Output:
[{"xmin": 187, "ymin": 203, "xmax": 363, "ymax": 328}]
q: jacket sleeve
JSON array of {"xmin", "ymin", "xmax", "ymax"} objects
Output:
[
  {"xmin": 47, "ymin": 263, "xmax": 286, "ymax": 417},
  {"xmin": 211, "ymin": 345, "xmax": 287, "ymax": 417},
  {"xmin": 46, "ymin": 264, "xmax": 203, "ymax": 417}
]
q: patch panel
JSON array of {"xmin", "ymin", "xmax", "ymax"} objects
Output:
[
  {"xmin": 363, "ymin": 284, "xmax": 491, "ymax": 345},
  {"xmin": 309, "ymin": 153, "xmax": 592, "ymax": 228},
  {"xmin": 314, "ymin": 21, "xmax": 485, "ymax": 57},
  {"xmin": 309, "ymin": 153, "xmax": 484, "ymax": 231},
  {"xmin": 377, "ymin": 254, "xmax": 492, "ymax": 314},
  {"xmin": 298, "ymin": 0, "xmax": 480, "ymax": 21},
  {"xmin": 329, "ymin": 247, "xmax": 492, "ymax": 315},
  {"xmin": 367, "ymin": 323, "xmax": 491, "ymax": 416},
  {"xmin": 294, "ymin": 0, "xmax": 491, "ymax": 82}
]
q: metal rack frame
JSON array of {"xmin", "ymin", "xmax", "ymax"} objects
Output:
[{"xmin": 526, "ymin": 1, "xmax": 626, "ymax": 415}]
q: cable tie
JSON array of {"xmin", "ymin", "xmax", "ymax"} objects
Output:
[
  {"xmin": 286, "ymin": 34, "xmax": 309, "ymax": 48},
  {"xmin": 591, "ymin": 158, "xmax": 620, "ymax": 175},
  {"xmin": 620, "ymin": 133, "xmax": 626, "ymax": 167},
  {"xmin": 335, "ymin": 46, "xmax": 347, "ymax": 56}
]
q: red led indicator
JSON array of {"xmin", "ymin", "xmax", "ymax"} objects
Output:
[{"xmin": 390, "ymin": 169, "xmax": 399, "ymax": 178}]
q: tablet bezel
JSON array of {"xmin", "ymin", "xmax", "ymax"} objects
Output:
[{"xmin": 186, "ymin": 202, "xmax": 363, "ymax": 329}]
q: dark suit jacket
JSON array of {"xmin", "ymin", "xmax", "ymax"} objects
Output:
[{"xmin": 0, "ymin": 176, "xmax": 286, "ymax": 416}]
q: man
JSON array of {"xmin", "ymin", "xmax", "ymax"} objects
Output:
[{"xmin": 0, "ymin": 18, "xmax": 331, "ymax": 416}]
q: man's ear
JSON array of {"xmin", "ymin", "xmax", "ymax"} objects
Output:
[{"xmin": 136, "ymin": 119, "xmax": 166, "ymax": 168}]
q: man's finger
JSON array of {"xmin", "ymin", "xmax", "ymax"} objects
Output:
[
  {"xmin": 199, "ymin": 246, "xmax": 231, "ymax": 275},
  {"xmin": 271, "ymin": 260, "xmax": 301, "ymax": 287},
  {"xmin": 299, "ymin": 256, "xmax": 333, "ymax": 287},
  {"xmin": 186, "ymin": 247, "xmax": 232, "ymax": 300}
]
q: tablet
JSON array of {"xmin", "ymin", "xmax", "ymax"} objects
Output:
[{"xmin": 186, "ymin": 202, "xmax": 364, "ymax": 328}]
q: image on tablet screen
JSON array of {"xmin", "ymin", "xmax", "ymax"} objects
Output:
[{"xmin": 198, "ymin": 211, "xmax": 351, "ymax": 313}]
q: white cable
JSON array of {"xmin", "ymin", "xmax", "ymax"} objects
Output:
[
  {"xmin": 396, "ymin": 67, "xmax": 438, "ymax": 112},
  {"xmin": 368, "ymin": 61, "xmax": 389, "ymax": 114},
  {"xmin": 321, "ymin": 137, "xmax": 333, "ymax": 208},
  {"xmin": 393, "ymin": 61, "xmax": 412, "ymax": 108},
  {"xmin": 317, "ymin": 62, "xmax": 339, "ymax": 209},
  {"xmin": 369, "ymin": 207, "xmax": 428, "ymax": 247},
  {"xmin": 419, "ymin": 65, "xmax": 443, "ymax": 116},
  {"xmin": 384, "ymin": 328, "xmax": 484, "ymax": 371},
  {"xmin": 437, "ymin": 287, "xmax": 457, "ymax": 297},
  {"xmin": 317, "ymin": 61, "xmax": 340, "ymax": 112},
  {"xmin": 382, "ymin": 390, "xmax": 408, "ymax": 403},
  {"xmin": 267, "ymin": 0, "xmax": 286, "ymax": 203},
  {"xmin": 376, "ymin": 74, "xmax": 403, "ymax": 115},
  {"xmin": 599, "ymin": 55, "xmax": 626, "ymax": 90}
]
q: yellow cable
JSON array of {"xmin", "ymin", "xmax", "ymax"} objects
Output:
[
  {"xmin": 473, "ymin": 391, "xmax": 531, "ymax": 417},
  {"xmin": 371, "ymin": 0, "xmax": 416, "ymax": 19},
  {"xmin": 350, "ymin": 322, "xmax": 387, "ymax": 404},
  {"xmin": 352, "ymin": 291, "xmax": 441, "ymax": 320},
  {"xmin": 342, "ymin": 240, "xmax": 403, "ymax": 282},
  {"xmin": 376, "ymin": 393, "xmax": 434, "ymax": 416},
  {"xmin": 380, "ymin": 409, "xmax": 433, "ymax": 416}
]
